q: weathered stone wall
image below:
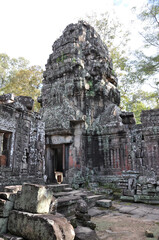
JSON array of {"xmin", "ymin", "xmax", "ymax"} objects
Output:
[
  {"xmin": 84, "ymin": 108, "xmax": 159, "ymax": 176},
  {"xmin": 0, "ymin": 94, "xmax": 45, "ymax": 187}
]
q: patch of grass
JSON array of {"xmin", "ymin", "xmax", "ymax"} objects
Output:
[
  {"xmin": 110, "ymin": 206, "xmax": 116, "ymax": 211},
  {"xmin": 92, "ymin": 218, "xmax": 113, "ymax": 231},
  {"xmin": 147, "ymin": 224, "xmax": 159, "ymax": 240}
]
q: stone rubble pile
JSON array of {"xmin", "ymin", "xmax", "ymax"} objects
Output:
[
  {"xmin": 0, "ymin": 183, "xmax": 109, "ymax": 240},
  {"xmin": 71, "ymin": 199, "xmax": 99, "ymax": 240},
  {"xmin": 121, "ymin": 171, "xmax": 159, "ymax": 204},
  {"xmin": 0, "ymin": 183, "xmax": 75, "ymax": 240}
]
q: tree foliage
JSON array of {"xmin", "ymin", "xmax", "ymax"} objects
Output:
[
  {"xmin": 86, "ymin": 12, "xmax": 130, "ymax": 74},
  {"xmin": 132, "ymin": 0, "xmax": 159, "ymax": 80},
  {"xmin": 0, "ymin": 53, "xmax": 43, "ymax": 111},
  {"xmin": 85, "ymin": 7, "xmax": 159, "ymax": 123}
]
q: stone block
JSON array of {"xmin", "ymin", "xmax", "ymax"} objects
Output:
[
  {"xmin": 4, "ymin": 186, "xmax": 22, "ymax": 194},
  {"xmin": 63, "ymin": 187, "xmax": 73, "ymax": 192},
  {"xmin": 15, "ymin": 96, "xmax": 34, "ymax": 111},
  {"xmin": 136, "ymin": 190, "xmax": 142, "ymax": 195},
  {"xmin": 123, "ymin": 189, "xmax": 134, "ymax": 196},
  {"xmin": 0, "ymin": 218, "xmax": 8, "ymax": 234},
  {"xmin": 147, "ymin": 178, "xmax": 156, "ymax": 185},
  {"xmin": 75, "ymin": 226, "xmax": 99, "ymax": 240},
  {"xmin": 147, "ymin": 183, "xmax": 154, "ymax": 188},
  {"xmin": 75, "ymin": 211, "xmax": 91, "ymax": 221},
  {"xmin": 142, "ymin": 188, "xmax": 156, "ymax": 195},
  {"xmin": 0, "ymin": 198, "xmax": 14, "ymax": 217},
  {"xmin": 96, "ymin": 199, "xmax": 112, "ymax": 208},
  {"xmin": 57, "ymin": 195, "xmax": 81, "ymax": 217},
  {"xmin": 134, "ymin": 195, "xmax": 159, "ymax": 204},
  {"xmin": 138, "ymin": 176, "xmax": 147, "ymax": 184},
  {"xmin": 88, "ymin": 183, "xmax": 99, "ymax": 189},
  {"xmin": 14, "ymin": 183, "xmax": 53, "ymax": 214},
  {"xmin": 46, "ymin": 184, "xmax": 69, "ymax": 192},
  {"xmin": 86, "ymin": 195, "xmax": 105, "ymax": 208},
  {"xmin": 76, "ymin": 199, "xmax": 88, "ymax": 213},
  {"xmin": 8, "ymin": 210, "xmax": 75, "ymax": 240},
  {"xmin": 120, "ymin": 195, "xmax": 134, "ymax": 202}
]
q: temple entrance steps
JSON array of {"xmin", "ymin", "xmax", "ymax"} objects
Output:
[
  {"xmin": 0, "ymin": 183, "xmax": 111, "ymax": 220},
  {"xmin": 46, "ymin": 183, "xmax": 70, "ymax": 192},
  {"xmin": 47, "ymin": 185, "xmax": 107, "ymax": 217}
]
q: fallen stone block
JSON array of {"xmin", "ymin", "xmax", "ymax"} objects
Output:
[
  {"xmin": 63, "ymin": 187, "xmax": 73, "ymax": 192},
  {"xmin": 8, "ymin": 210, "xmax": 75, "ymax": 240},
  {"xmin": 96, "ymin": 199, "xmax": 112, "ymax": 208},
  {"xmin": 0, "ymin": 218, "xmax": 8, "ymax": 234},
  {"xmin": 14, "ymin": 183, "xmax": 54, "ymax": 213},
  {"xmin": 75, "ymin": 211, "xmax": 91, "ymax": 221},
  {"xmin": 86, "ymin": 195, "xmax": 105, "ymax": 208},
  {"xmin": 0, "ymin": 198, "xmax": 14, "ymax": 217},
  {"xmin": 76, "ymin": 199, "xmax": 88, "ymax": 213},
  {"xmin": 75, "ymin": 226, "xmax": 99, "ymax": 240},
  {"xmin": 57, "ymin": 195, "xmax": 81, "ymax": 217}
]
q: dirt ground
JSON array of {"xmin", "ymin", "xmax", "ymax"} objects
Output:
[{"xmin": 91, "ymin": 202, "xmax": 159, "ymax": 240}]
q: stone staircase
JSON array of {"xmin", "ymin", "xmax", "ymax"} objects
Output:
[{"xmin": 50, "ymin": 185, "xmax": 106, "ymax": 217}]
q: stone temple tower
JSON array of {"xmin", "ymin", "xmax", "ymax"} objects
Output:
[{"xmin": 40, "ymin": 20, "xmax": 124, "ymax": 183}]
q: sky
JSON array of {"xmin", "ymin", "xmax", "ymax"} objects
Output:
[{"xmin": 0, "ymin": 0, "xmax": 147, "ymax": 69}]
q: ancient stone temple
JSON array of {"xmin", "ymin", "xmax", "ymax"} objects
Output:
[
  {"xmin": 40, "ymin": 21, "xmax": 159, "ymax": 184},
  {"xmin": 40, "ymin": 21, "xmax": 119, "ymax": 183},
  {"xmin": 0, "ymin": 21, "xmax": 159, "ymax": 188},
  {"xmin": 0, "ymin": 94, "xmax": 45, "ymax": 188}
]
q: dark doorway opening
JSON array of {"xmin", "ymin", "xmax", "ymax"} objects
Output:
[
  {"xmin": 53, "ymin": 145, "xmax": 63, "ymax": 172},
  {"xmin": 0, "ymin": 131, "xmax": 12, "ymax": 167},
  {"xmin": 46, "ymin": 144, "xmax": 69, "ymax": 183}
]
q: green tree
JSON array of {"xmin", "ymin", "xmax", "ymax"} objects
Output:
[
  {"xmin": 131, "ymin": 0, "xmax": 159, "ymax": 105},
  {"xmin": 86, "ymin": 9, "xmax": 159, "ymax": 123},
  {"xmin": 0, "ymin": 53, "xmax": 43, "ymax": 111},
  {"xmin": 86, "ymin": 12, "xmax": 130, "ymax": 75}
]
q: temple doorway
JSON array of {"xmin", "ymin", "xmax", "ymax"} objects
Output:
[{"xmin": 46, "ymin": 144, "xmax": 69, "ymax": 183}]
